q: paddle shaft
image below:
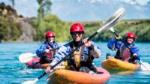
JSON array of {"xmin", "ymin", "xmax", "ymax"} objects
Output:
[
  {"xmin": 38, "ymin": 56, "xmax": 67, "ymax": 79},
  {"xmin": 88, "ymin": 16, "xmax": 122, "ymax": 41},
  {"xmin": 113, "ymin": 31, "xmax": 119, "ymax": 37},
  {"xmin": 109, "ymin": 27, "xmax": 120, "ymax": 38}
]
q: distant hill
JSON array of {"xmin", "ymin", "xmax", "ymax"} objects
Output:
[
  {"xmin": 0, "ymin": 2, "xmax": 36, "ymax": 42},
  {"xmin": 84, "ymin": 19, "xmax": 150, "ymax": 42}
]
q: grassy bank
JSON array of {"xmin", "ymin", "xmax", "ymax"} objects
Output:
[{"xmin": 0, "ymin": 14, "xmax": 150, "ymax": 42}]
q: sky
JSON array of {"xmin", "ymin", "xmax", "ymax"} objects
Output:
[{"xmin": 1, "ymin": 0, "xmax": 150, "ymax": 21}]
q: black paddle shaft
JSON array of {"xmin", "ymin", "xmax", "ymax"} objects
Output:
[
  {"xmin": 38, "ymin": 56, "xmax": 67, "ymax": 79},
  {"xmin": 38, "ymin": 72, "xmax": 46, "ymax": 79},
  {"xmin": 114, "ymin": 31, "xmax": 119, "ymax": 37},
  {"xmin": 87, "ymin": 32, "xmax": 98, "ymax": 41}
]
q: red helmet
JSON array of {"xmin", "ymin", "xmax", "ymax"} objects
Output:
[
  {"xmin": 70, "ymin": 22, "xmax": 84, "ymax": 33},
  {"xmin": 126, "ymin": 32, "xmax": 137, "ymax": 39},
  {"xmin": 45, "ymin": 31, "xmax": 55, "ymax": 38}
]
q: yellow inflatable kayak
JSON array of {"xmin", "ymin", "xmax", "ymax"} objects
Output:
[{"xmin": 102, "ymin": 56, "xmax": 140, "ymax": 71}]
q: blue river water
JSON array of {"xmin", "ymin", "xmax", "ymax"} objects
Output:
[{"xmin": 0, "ymin": 42, "xmax": 150, "ymax": 84}]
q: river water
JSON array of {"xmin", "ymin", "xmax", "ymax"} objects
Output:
[{"xmin": 0, "ymin": 42, "xmax": 150, "ymax": 84}]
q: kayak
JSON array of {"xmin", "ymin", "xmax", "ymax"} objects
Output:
[
  {"xmin": 24, "ymin": 56, "xmax": 50, "ymax": 69},
  {"xmin": 48, "ymin": 67, "xmax": 110, "ymax": 84},
  {"xmin": 102, "ymin": 56, "xmax": 140, "ymax": 72},
  {"xmin": 18, "ymin": 52, "xmax": 50, "ymax": 69}
]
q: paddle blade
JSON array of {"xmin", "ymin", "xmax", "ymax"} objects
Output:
[
  {"xmin": 140, "ymin": 61, "xmax": 150, "ymax": 71},
  {"xmin": 19, "ymin": 52, "xmax": 36, "ymax": 63},
  {"xmin": 22, "ymin": 78, "xmax": 38, "ymax": 84},
  {"xmin": 97, "ymin": 7, "xmax": 125, "ymax": 33},
  {"xmin": 87, "ymin": 8, "xmax": 125, "ymax": 40},
  {"xmin": 109, "ymin": 27, "xmax": 115, "ymax": 32}
]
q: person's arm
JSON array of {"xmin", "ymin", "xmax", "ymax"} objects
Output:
[
  {"xmin": 89, "ymin": 42, "xmax": 101, "ymax": 58},
  {"xmin": 36, "ymin": 43, "xmax": 53, "ymax": 62},
  {"xmin": 83, "ymin": 38, "xmax": 101, "ymax": 58},
  {"xmin": 107, "ymin": 38, "xmax": 117, "ymax": 50},
  {"xmin": 45, "ymin": 45, "xmax": 70, "ymax": 73},
  {"xmin": 107, "ymin": 37, "xmax": 123, "ymax": 51},
  {"xmin": 49, "ymin": 45, "xmax": 70, "ymax": 66},
  {"xmin": 36, "ymin": 44, "xmax": 47, "ymax": 57},
  {"xmin": 130, "ymin": 46, "xmax": 140, "ymax": 60}
]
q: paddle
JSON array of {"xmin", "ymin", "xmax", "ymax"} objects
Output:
[
  {"xmin": 87, "ymin": 8, "xmax": 124, "ymax": 41},
  {"xmin": 109, "ymin": 27, "xmax": 150, "ymax": 71},
  {"xmin": 21, "ymin": 7, "xmax": 125, "ymax": 84},
  {"xmin": 22, "ymin": 56, "xmax": 67, "ymax": 84},
  {"xmin": 19, "ymin": 52, "xmax": 36, "ymax": 63},
  {"xmin": 138, "ymin": 61, "xmax": 150, "ymax": 71}
]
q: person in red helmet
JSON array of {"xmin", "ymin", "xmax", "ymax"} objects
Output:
[
  {"xmin": 46, "ymin": 22, "xmax": 101, "ymax": 73},
  {"xmin": 45, "ymin": 31, "xmax": 56, "ymax": 42},
  {"xmin": 36, "ymin": 31, "xmax": 59, "ymax": 63},
  {"xmin": 125, "ymin": 32, "xmax": 137, "ymax": 44},
  {"xmin": 24, "ymin": 31, "xmax": 59, "ymax": 69},
  {"xmin": 107, "ymin": 32, "xmax": 140, "ymax": 64}
]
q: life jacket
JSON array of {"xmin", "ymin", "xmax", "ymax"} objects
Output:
[
  {"xmin": 44, "ymin": 50, "xmax": 55, "ymax": 59},
  {"xmin": 115, "ymin": 43, "xmax": 133, "ymax": 62},
  {"xmin": 66, "ymin": 42, "xmax": 94, "ymax": 71},
  {"xmin": 120, "ymin": 46, "xmax": 131, "ymax": 61},
  {"xmin": 72, "ymin": 47, "xmax": 82, "ymax": 68},
  {"xmin": 44, "ymin": 42, "xmax": 57, "ymax": 60}
]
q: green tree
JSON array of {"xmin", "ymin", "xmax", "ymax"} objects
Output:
[
  {"xmin": 37, "ymin": 0, "xmax": 52, "ymax": 25},
  {"xmin": 9, "ymin": 0, "xmax": 15, "ymax": 8}
]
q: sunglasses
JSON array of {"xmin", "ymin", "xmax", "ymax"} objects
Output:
[
  {"xmin": 71, "ymin": 32, "xmax": 84, "ymax": 35},
  {"xmin": 47, "ymin": 36, "xmax": 55, "ymax": 38}
]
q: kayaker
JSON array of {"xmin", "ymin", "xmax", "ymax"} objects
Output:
[
  {"xmin": 46, "ymin": 22, "xmax": 101, "ymax": 73},
  {"xmin": 25, "ymin": 31, "xmax": 59, "ymax": 69},
  {"xmin": 36, "ymin": 31, "xmax": 59, "ymax": 64},
  {"xmin": 107, "ymin": 32, "xmax": 140, "ymax": 64}
]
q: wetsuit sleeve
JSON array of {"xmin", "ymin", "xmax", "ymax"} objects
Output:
[
  {"xmin": 36, "ymin": 44, "xmax": 47, "ymax": 57},
  {"xmin": 50, "ymin": 45, "xmax": 70, "ymax": 66},
  {"xmin": 55, "ymin": 43, "xmax": 59, "ymax": 49},
  {"xmin": 107, "ymin": 38, "xmax": 117, "ymax": 50},
  {"xmin": 107, "ymin": 38, "xmax": 122, "ymax": 51},
  {"xmin": 130, "ymin": 46, "xmax": 140, "ymax": 60},
  {"xmin": 89, "ymin": 42, "xmax": 101, "ymax": 58}
]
